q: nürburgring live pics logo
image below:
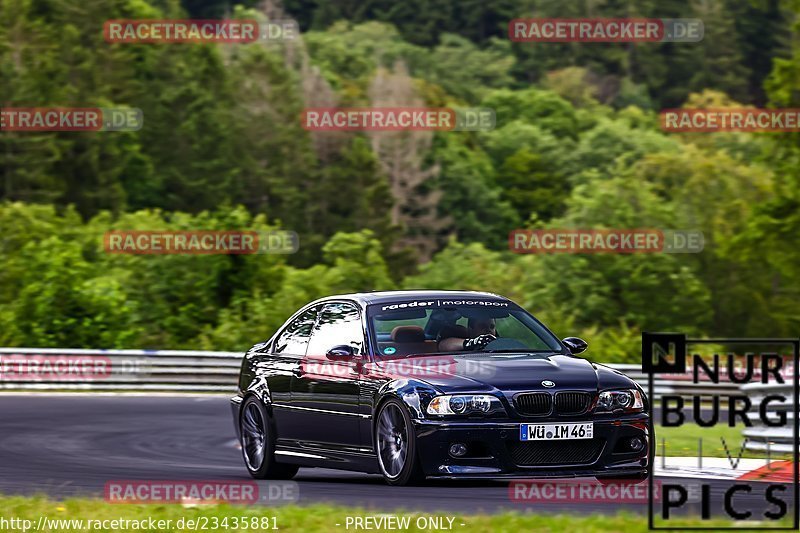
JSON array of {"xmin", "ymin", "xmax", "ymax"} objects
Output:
[{"xmin": 642, "ymin": 332, "xmax": 799, "ymax": 530}]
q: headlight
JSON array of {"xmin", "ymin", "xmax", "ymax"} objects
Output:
[
  {"xmin": 596, "ymin": 389, "xmax": 644, "ymax": 413},
  {"xmin": 426, "ymin": 394, "xmax": 504, "ymax": 416}
]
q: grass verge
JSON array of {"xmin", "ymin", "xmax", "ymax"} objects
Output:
[
  {"xmin": 0, "ymin": 495, "xmax": 784, "ymax": 532},
  {"xmin": 655, "ymin": 423, "xmax": 792, "ymax": 460}
]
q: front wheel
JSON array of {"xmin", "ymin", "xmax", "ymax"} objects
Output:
[
  {"xmin": 375, "ymin": 399, "xmax": 425, "ymax": 486},
  {"xmin": 240, "ymin": 396, "xmax": 299, "ymax": 480}
]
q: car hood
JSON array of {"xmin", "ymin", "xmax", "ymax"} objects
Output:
[{"xmin": 369, "ymin": 352, "xmax": 636, "ymax": 394}]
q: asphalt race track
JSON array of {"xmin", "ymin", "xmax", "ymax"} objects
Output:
[{"xmin": 0, "ymin": 395, "xmax": 793, "ymax": 520}]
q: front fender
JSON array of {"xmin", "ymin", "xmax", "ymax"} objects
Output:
[{"xmin": 374, "ymin": 379, "xmax": 440, "ymax": 420}]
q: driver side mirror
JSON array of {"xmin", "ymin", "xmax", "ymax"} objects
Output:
[
  {"xmin": 326, "ymin": 345, "xmax": 357, "ymax": 361},
  {"xmin": 562, "ymin": 337, "xmax": 588, "ymax": 355}
]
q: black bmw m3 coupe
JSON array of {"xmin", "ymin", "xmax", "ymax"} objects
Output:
[{"xmin": 231, "ymin": 290, "xmax": 651, "ymax": 485}]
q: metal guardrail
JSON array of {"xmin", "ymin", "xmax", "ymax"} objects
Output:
[
  {"xmin": 741, "ymin": 382, "xmax": 796, "ymax": 454},
  {"xmin": 0, "ymin": 348, "xmax": 742, "ymax": 397},
  {"xmin": 0, "ymin": 348, "xmax": 242, "ymax": 392}
]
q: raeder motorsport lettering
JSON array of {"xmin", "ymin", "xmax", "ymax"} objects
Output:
[{"xmin": 380, "ymin": 300, "xmax": 511, "ymax": 311}]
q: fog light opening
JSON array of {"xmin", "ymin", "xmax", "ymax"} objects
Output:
[
  {"xmin": 449, "ymin": 443, "xmax": 468, "ymax": 457},
  {"xmin": 629, "ymin": 437, "xmax": 645, "ymax": 452}
]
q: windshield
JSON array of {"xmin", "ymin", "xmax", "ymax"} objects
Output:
[{"xmin": 367, "ymin": 300, "xmax": 564, "ymax": 358}]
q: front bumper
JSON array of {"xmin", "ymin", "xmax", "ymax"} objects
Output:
[{"xmin": 414, "ymin": 414, "xmax": 650, "ymax": 479}]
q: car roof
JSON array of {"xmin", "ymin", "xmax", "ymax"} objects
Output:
[{"xmin": 309, "ymin": 290, "xmax": 508, "ymax": 306}]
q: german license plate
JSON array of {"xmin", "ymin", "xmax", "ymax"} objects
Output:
[{"xmin": 520, "ymin": 422, "xmax": 593, "ymax": 441}]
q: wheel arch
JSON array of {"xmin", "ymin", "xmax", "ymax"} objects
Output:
[
  {"xmin": 237, "ymin": 385, "xmax": 274, "ymax": 438},
  {"xmin": 372, "ymin": 379, "xmax": 440, "ymax": 427}
]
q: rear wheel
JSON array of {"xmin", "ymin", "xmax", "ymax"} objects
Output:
[
  {"xmin": 375, "ymin": 399, "xmax": 425, "ymax": 486},
  {"xmin": 240, "ymin": 397, "xmax": 299, "ymax": 480}
]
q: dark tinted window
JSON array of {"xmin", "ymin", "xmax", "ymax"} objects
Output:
[
  {"xmin": 367, "ymin": 302, "xmax": 563, "ymax": 356},
  {"xmin": 273, "ymin": 306, "xmax": 319, "ymax": 356},
  {"xmin": 306, "ymin": 302, "xmax": 364, "ymax": 356}
]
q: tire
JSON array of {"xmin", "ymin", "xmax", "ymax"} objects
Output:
[
  {"xmin": 240, "ymin": 396, "xmax": 299, "ymax": 480},
  {"xmin": 374, "ymin": 398, "xmax": 425, "ymax": 486}
]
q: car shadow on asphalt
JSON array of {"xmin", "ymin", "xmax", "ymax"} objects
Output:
[{"xmin": 293, "ymin": 470, "xmax": 510, "ymax": 488}]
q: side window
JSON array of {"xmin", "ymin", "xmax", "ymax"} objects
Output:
[
  {"xmin": 306, "ymin": 303, "xmax": 364, "ymax": 356},
  {"xmin": 273, "ymin": 306, "xmax": 319, "ymax": 356}
]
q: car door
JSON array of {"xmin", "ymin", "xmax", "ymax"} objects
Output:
[
  {"xmin": 289, "ymin": 301, "xmax": 365, "ymax": 448},
  {"xmin": 268, "ymin": 305, "xmax": 320, "ymax": 442}
]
